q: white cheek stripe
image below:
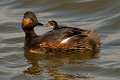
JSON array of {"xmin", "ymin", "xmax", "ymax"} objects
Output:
[{"xmin": 60, "ymin": 37, "xmax": 71, "ymax": 44}]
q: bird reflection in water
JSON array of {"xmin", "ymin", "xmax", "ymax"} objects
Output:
[{"xmin": 23, "ymin": 49, "xmax": 99, "ymax": 79}]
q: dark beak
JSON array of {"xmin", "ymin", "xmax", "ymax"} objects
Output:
[{"xmin": 38, "ymin": 23, "xmax": 44, "ymax": 26}]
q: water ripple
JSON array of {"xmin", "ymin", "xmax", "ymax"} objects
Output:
[{"xmin": 0, "ymin": 0, "xmax": 120, "ymax": 80}]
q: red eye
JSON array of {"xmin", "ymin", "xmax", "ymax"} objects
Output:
[{"xmin": 29, "ymin": 19, "xmax": 33, "ymax": 24}]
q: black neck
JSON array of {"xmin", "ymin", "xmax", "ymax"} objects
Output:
[{"xmin": 24, "ymin": 29, "xmax": 38, "ymax": 48}]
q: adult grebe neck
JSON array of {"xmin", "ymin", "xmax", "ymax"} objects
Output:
[{"xmin": 24, "ymin": 29, "xmax": 38, "ymax": 48}]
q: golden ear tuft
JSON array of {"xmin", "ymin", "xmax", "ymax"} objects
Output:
[{"xmin": 22, "ymin": 18, "xmax": 33, "ymax": 27}]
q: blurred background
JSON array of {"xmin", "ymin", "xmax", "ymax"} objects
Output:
[{"xmin": 0, "ymin": 0, "xmax": 120, "ymax": 80}]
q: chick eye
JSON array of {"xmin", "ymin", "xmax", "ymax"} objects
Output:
[{"xmin": 50, "ymin": 22, "xmax": 53, "ymax": 25}]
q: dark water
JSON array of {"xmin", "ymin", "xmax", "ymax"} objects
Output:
[{"xmin": 0, "ymin": 0, "xmax": 120, "ymax": 80}]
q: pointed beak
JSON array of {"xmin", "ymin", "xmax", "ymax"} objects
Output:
[
  {"xmin": 38, "ymin": 23, "xmax": 44, "ymax": 26},
  {"xmin": 45, "ymin": 23, "xmax": 50, "ymax": 28},
  {"xmin": 38, "ymin": 22, "xmax": 49, "ymax": 27}
]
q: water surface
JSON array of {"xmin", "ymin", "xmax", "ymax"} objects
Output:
[{"xmin": 0, "ymin": 0, "xmax": 120, "ymax": 80}]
